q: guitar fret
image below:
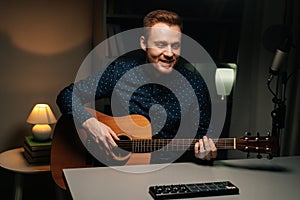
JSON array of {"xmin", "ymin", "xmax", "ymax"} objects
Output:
[
  {"xmin": 167, "ymin": 139, "xmax": 170, "ymax": 151},
  {"xmin": 165, "ymin": 140, "xmax": 168, "ymax": 151},
  {"xmin": 146, "ymin": 140, "xmax": 148, "ymax": 152},
  {"xmin": 141, "ymin": 140, "xmax": 143, "ymax": 153},
  {"xmin": 165, "ymin": 140, "xmax": 168, "ymax": 152},
  {"xmin": 179, "ymin": 140, "xmax": 181, "ymax": 151},
  {"xmin": 139, "ymin": 140, "xmax": 141, "ymax": 153},
  {"xmin": 167, "ymin": 139, "xmax": 169, "ymax": 151},
  {"xmin": 148, "ymin": 140, "xmax": 150, "ymax": 152}
]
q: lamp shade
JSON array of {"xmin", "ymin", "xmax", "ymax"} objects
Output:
[
  {"xmin": 215, "ymin": 68, "xmax": 235, "ymax": 97},
  {"xmin": 26, "ymin": 104, "xmax": 57, "ymax": 124}
]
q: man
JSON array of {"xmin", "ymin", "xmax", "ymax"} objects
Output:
[{"xmin": 57, "ymin": 10, "xmax": 217, "ymax": 165}]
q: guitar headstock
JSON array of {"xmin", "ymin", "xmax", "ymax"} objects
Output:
[{"xmin": 236, "ymin": 133, "xmax": 279, "ymax": 159}]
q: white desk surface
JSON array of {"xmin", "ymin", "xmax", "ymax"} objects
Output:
[{"xmin": 63, "ymin": 156, "xmax": 300, "ymax": 200}]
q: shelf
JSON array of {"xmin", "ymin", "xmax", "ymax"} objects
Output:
[
  {"xmin": 102, "ymin": 0, "xmax": 244, "ymax": 62},
  {"xmin": 106, "ymin": 14, "xmax": 143, "ymax": 19}
]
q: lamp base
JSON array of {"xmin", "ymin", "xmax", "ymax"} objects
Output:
[{"xmin": 32, "ymin": 124, "xmax": 52, "ymax": 141}]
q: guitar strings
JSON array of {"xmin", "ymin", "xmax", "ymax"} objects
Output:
[{"xmin": 115, "ymin": 138, "xmax": 235, "ymax": 152}]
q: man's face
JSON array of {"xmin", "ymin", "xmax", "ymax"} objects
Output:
[{"xmin": 140, "ymin": 23, "xmax": 182, "ymax": 74}]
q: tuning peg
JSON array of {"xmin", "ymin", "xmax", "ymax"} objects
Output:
[
  {"xmin": 267, "ymin": 154, "xmax": 273, "ymax": 160},
  {"xmin": 255, "ymin": 132, "xmax": 260, "ymax": 141},
  {"xmin": 247, "ymin": 152, "xmax": 250, "ymax": 159},
  {"xmin": 244, "ymin": 131, "xmax": 251, "ymax": 136},
  {"xmin": 257, "ymin": 153, "xmax": 262, "ymax": 159}
]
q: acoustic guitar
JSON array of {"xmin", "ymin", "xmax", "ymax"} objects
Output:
[{"xmin": 51, "ymin": 108, "xmax": 279, "ymax": 190}]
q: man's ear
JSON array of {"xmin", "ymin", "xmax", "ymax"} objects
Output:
[{"xmin": 140, "ymin": 36, "xmax": 147, "ymax": 51}]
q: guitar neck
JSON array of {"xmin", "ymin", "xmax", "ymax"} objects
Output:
[{"xmin": 117, "ymin": 138, "xmax": 236, "ymax": 153}]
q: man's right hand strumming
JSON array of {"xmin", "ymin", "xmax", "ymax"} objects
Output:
[{"xmin": 82, "ymin": 117, "xmax": 120, "ymax": 156}]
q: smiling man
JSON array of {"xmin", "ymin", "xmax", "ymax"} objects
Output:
[
  {"xmin": 140, "ymin": 22, "xmax": 182, "ymax": 74},
  {"xmin": 57, "ymin": 10, "xmax": 217, "ymax": 165}
]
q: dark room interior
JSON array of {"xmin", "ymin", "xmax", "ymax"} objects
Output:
[{"xmin": 0, "ymin": 0, "xmax": 299, "ymax": 199}]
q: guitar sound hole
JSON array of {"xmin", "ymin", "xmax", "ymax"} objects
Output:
[
  {"xmin": 115, "ymin": 135, "xmax": 132, "ymax": 153},
  {"xmin": 118, "ymin": 135, "xmax": 131, "ymax": 141}
]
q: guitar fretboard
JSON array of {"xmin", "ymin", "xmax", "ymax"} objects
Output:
[{"xmin": 117, "ymin": 138, "xmax": 236, "ymax": 153}]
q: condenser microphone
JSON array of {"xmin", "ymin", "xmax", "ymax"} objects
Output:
[{"xmin": 269, "ymin": 37, "xmax": 291, "ymax": 75}]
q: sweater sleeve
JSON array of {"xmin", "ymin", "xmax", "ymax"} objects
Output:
[{"xmin": 56, "ymin": 64, "xmax": 117, "ymax": 125}]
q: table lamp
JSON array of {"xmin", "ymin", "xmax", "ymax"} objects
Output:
[
  {"xmin": 26, "ymin": 103, "xmax": 57, "ymax": 141},
  {"xmin": 215, "ymin": 68, "xmax": 235, "ymax": 100}
]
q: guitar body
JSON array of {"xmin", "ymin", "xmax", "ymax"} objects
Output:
[
  {"xmin": 51, "ymin": 108, "xmax": 152, "ymax": 190},
  {"xmin": 51, "ymin": 114, "xmax": 89, "ymax": 190},
  {"xmin": 82, "ymin": 107, "xmax": 153, "ymax": 166}
]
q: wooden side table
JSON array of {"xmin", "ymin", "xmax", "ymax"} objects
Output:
[{"xmin": 0, "ymin": 147, "xmax": 50, "ymax": 200}]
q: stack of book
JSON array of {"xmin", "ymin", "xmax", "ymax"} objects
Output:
[{"xmin": 23, "ymin": 135, "xmax": 52, "ymax": 164}]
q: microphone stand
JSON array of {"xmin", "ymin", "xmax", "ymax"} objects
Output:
[{"xmin": 267, "ymin": 71, "xmax": 287, "ymax": 157}]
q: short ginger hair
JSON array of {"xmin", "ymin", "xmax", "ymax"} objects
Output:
[{"xmin": 142, "ymin": 10, "xmax": 183, "ymax": 39}]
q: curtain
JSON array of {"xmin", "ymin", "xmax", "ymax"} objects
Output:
[
  {"xmin": 281, "ymin": 0, "xmax": 300, "ymax": 156},
  {"xmin": 228, "ymin": 0, "xmax": 300, "ymax": 158}
]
